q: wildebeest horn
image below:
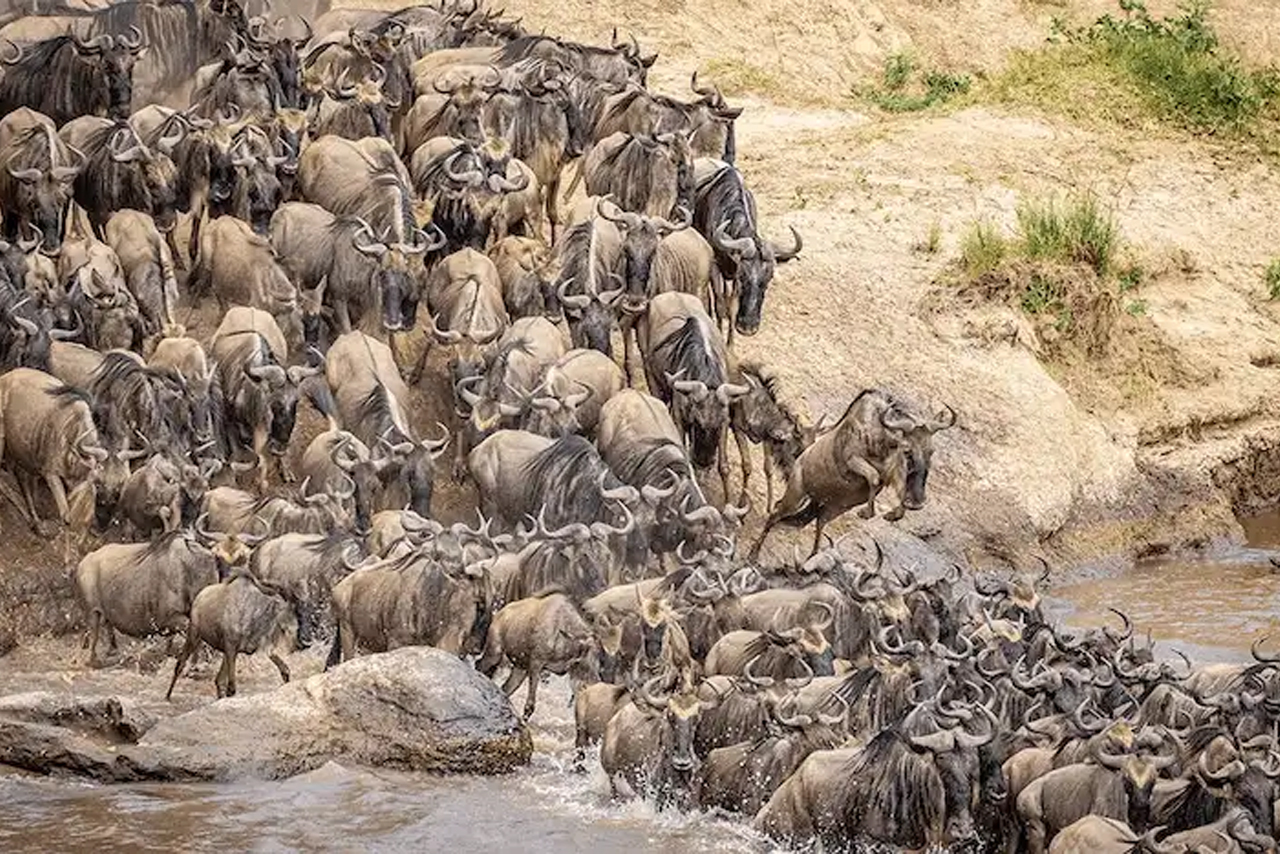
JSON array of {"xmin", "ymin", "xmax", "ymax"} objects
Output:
[
  {"xmin": 420, "ymin": 422, "xmax": 451, "ymax": 457},
  {"xmin": 716, "ymin": 382, "xmax": 750, "ymax": 405},
  {"xmin": 1253, "ymin": 635, "xmax": 1280, "ymax": 664},
  {"xmin": 658, "ymin": 205, "xmax": 693, "ymax": 233},
  {"xmin": 641, "ymin": 470, "xmax": 679, "ymax": 505},
  {"xmin": 711, "ymin": 221, "xmax": 755, "ymax": 258},
  {"xmin": 808, "ymin": 600, "xmax": 834, "ymax": 632},
  {"xmin": 598, "ymin": 472, "xmax": 638, "ymax": 505},
  {"xmin": 245, "ymin": 363, "xmax": 286, "ymax": 384},
  {"xmin": 676, "ymin": 539, "xmax": 707, "ymax": 566},
  {"xmin": 1198, "ymin": 750, "xmax": 1246, "ymax": 784},
  {"xmin": 591, "ymin": 501, "xmax": 635, "ymax": 540},
  {"xmin": 1105, "ymin": 608, "xmax": 1134, "ymax": 644},
  {"xmin": 72, "ymin": 31, "xmax": 113, "ymax": 55},
  {"xmin": 535, "ymin": 504, "xmax": 590, "ymax": 542},
  {"xmin": 489, "ymin": 166, "xmax": 530, "ymax": 193},
  {"xmin": 743, "ymin": 654, "xmax": 774, "ymax": 688},
  {"xmin": 351, "ymin": 217, "xmax": 388, "ymax": 257},
  {"xmin": 9, "ymin": 313, "xmax": 38, "ymax": 336},
  {"xmin": 678, "ymin": 493, "xmax": 721, "ymax": 526},
  {"xmin": 690, "ymin": 70, "xmax": 718, "ymax": 100},
  {"xmin": 431, "ymin": 311, "xmax": 465, "ymax": 344},
  {"xmin": 925, "ymin": 403, "xmax": 957, "ymax": 432},
  {"xmin": 286, "ymin": 364, "xmax": 322, "ymax": 385},
  {"xmin": 442, "ymin": 150, "xmax": 483, "ymax": 187},
  {"xmin": 455, "ymin": 374, "xmax": 482, "ymax": 408},
  {"xmin": 120, "ymin": 25, "xmax": 145, "ymax": 53},
  {"xmin": 433, "ymin": 75, "xmax": 459, "ymax": 95},
  {"xmin": 880, "ymin": 407, "xmax": 915, "ymax": 434},
  {"xmin": 556, "ymin": 278, "xmax": 590, "ymax": 310},
  {"xmin": 671, "ymin": 377, "xmax": 709, "ymax": 399},
  {"xmin": 194, "ymin": 511, "xmax": 216, "ymax": 543},
  {"xmin": 7, "ymin": 165, "xmax": 42, "ymax": 183},
  {"xmin": 76, "ymin": 430, "xmax": 108, "ymax": 462},
  {"xmin": 770, "ymin": 225, "xmax": 803, "ymax": 263},
  {"xmin": 0, "ymin": 39, "xmax": 22, "ymax": 65}
]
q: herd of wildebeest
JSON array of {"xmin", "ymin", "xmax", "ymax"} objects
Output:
[{"xmin": 0, "ymin": 0, "xmax": 1274, "ymax": 852}]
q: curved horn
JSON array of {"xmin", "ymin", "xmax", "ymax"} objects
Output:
[{"xmin": 770, "ymin": 225, "xmax": 803, "ymax": 262}]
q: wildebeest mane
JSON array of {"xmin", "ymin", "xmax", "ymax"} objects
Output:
[
  {"xmin": 0, "ymin": 36, "xmax": 105, "ymax": 124},
  {"xmin": 609, "ymin": 436, "xmax": 692, "ymax": 489},
  {"xmin": 518, "ymin": 434, "xmax": 614, "ymax": 527},
  {"xmin": 45, "ymin": 382, "xmax": 93, "ymax": 410},
  {"xmin": 654, "ymin": 315, "xmax": 725, "ymax": 389},
  {"xmin": 836, "ymin": 727, "xmax": 945, "ymax": 848},
  {"xmin": 125, "ymin": 527, "xmax": 191, "ymax": 568},
  {"xmin": 297, "ymin": 529, "xmax": 362, "ymax": 565},
  {"xmin": 354, "ymin": 381, "xmax": 409, "ymax": 446},
  {"xmin": 87, "ymin": 1, "xmax": 200, "ymax": 82}
]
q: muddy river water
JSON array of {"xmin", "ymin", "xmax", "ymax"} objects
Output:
[{"xmin": 5, "ymin": 517, "xmax": 1280, "ymax": 852}]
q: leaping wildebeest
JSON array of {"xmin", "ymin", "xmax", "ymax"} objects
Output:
[{"xmin": 750, "ymin": 388, "xmax": 955, "ymax": 559}]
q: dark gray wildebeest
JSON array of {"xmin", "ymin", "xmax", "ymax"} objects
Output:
[
  {"xmin": 189, "ymin": 33, "xmax": 281, "ymax": 121},
  {"xmin": 0, "ymin": 254, "xmax": 70, "ymax": 372},
  {"xmin": 730, "ymin": 360, "xmax": 822, "ymax": 511},
  {"xmin": 1015, "ymin": 739, "xmax": 1179, "ymax": 854},
  {"xmin": 191, "ymin": 215, "xmax": 300, "ymax": 334},
  {"xmin": 754, "ymin": 699, "xmax": 997, "ymax": 851},
  {"xmin": 694, "ymin": 695, "xmax": 846, "ymax": 817},
  {"xmin": 419, "ymin": 244, "xmax": 509, "ymax": 384},
  {"xmin": 489, "ymin": 235, "xmax": 557, "ymax": 320},
  {"xmin": 59, "ymin": 232, "xmax": 143, "ymax": 352},
  {"xmin": 594, "ymin": 71, "xmax": 742, "ymax": 163},
  {"xmin": 297, "ymin": 134, "xmax": 427, "ymax": 253},
  {"xmin": 401, "ymin": 67, "xmax": 496, "ymax": 150},
  {"xmin": 73, "ymin": 523, "xmax": 256, "ymax": 668},
  {"xmin": 166, "ymin": 570, "xmax": 300, "ymax": 699},
  {"xmin": 579, "ymin": 131, "xmax": 692, "ymax": 222},
  {"xmin": 750, "ymin": 387, "xmax": 956, "ymax": 560},
  {"xmin": 0, "ymin": 107, "xmax": 82, "ymax": 252},
  {"xmin": 468, "ymin": 429, "xmax": 644, "ymax": 575},
  {"xmin": 703, "ymin": 615, "xmax": 837, "ymax": 680},
  {"xmin": 57, "ymin": 118, "xmax": 179, "ymax": 240},
  {"xmin": 638, "ymin": 291, "xmax": 748, "ymax": 499},
  {"xmin": 104, "ymin": 209, "xmax": 179, "ymax": 339},
  {"xmin": 596, "ymin": 388, "xmax": 738, "ymax": 566},
  {"xmin": 453, "ymin": 315, "xmax": 565, "ymax": 479},
  {"xmin": 197, "ymin": 478, "xmax": 354, "ymax": 537},
  {"xmin": 147, "ymin": 333, "xmax": 220, "ymax": 453},
  {"xmin": 692, "ymin": 157, "xmax": 802, "ymax": 344},
  {"xmin": 303, "ymin": 21, "xmax": 414, "ymax": 126},
  {"xmin": 326, "ymin": 521, "xmax": 496, "ymax": 663},
  {"xmin": 86, "ymin": 350, "xmax": 196, "ymax": 458},
  {"xmin": 552, "ymin": 197, "xmax": 624, "ymax": 360},
  {"xmin": 209, "ymin": 305, "xmax": 322, "ymax": 490},
  {"xmin": 269, "ymin": 201, "xmax": 441, "ymax": 341},
  {"xmin": 117, "ymin": 452, "xmax": 218, "ymax": 538},
  {"xmin": 325, "ymin": 330, "xmax": 450, "ymax": 517},
  {"xmin": 297, "ymin": 427, "xmax": 383, "ymax": 534},
  {"xmin": 408, "ymin": 136, "xmax": 532, "ymax": 251},
  {"xmin": 0, "ymin": 29, "xmax": 145, "ymax": 126},
  {"xmin": 312, "ymin": 66, "xmax": 401, "ymax": 142},
  {"xmin": 520, "ymin": 347, "xmax": 624, "ymax": 439},
  {"xmin": 477, "ymin": 591, "xmax": 599, "ymax": 719},
  {"xmin": 0, "ymin": 367, "xmax": 107, "ymax": 532},
  {"xmin": 251, "ymin": 529, "xmax": 364, "ymax": 647},
  {"xmin": 601, "ymin": 676, "xmax": 712, "ymax": 809}
]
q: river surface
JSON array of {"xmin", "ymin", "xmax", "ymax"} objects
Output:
[{"xmin": 4, "ymin": 515, "xmax": 1280, "ymax": 852}]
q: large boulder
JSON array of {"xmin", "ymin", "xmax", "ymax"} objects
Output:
[{"xmin": 0, "ymin": 647, "xmax": 532, "ymax": 781}]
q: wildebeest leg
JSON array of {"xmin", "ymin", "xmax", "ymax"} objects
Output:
[
  {"xmin": 708, "ymin": 266, "xmax": 726, "ymax": 330},
  {"xmin": 811, "ymin": 511, "xmax": 829, "ymax": 558},
  {"xmin": 846, "ymin": 456, "xmax": 882, "ymax": 519},
  {"xmin": 214, "ymin": 651, "xmax": 231, "ymax": 698},
  {"xmin": 749, "ymin": 515, "xmax": 779, "ymax": 562},
  {"xmin": 252, "ymin": 425, "xmax": 270, "ymax": 493},
  {"xmin": 225, "ymin": 646, "xmax": 241, "ymax": 697},
  {"xmin": 522, "ymin": 662, "xmax": 541, "ymax": 719},
  {"xmin": 107, "ymin": 627, "xmax": 119, "ymax": 654},
  {"xmin": 269, "ymin": 652, "xmax": 291, "ymax": 685},
  {"xmin": 166, "ymin": 226, "xmax": 186, "ymax": 271},
  {"xmin": 763, "ymin": 452, "xmax": 775, "ymax": 514},
  {"xmin": 1024, "ymin": 816, "xmax": 1046, "ymax": 854},
  {"xmin": 717, "ymin": 432, "xmax": 732, "ymax": 507},
  {"xmin": 546, "ymin": 174, "xmax": 560, "ymax": 244},
  {"xmin": 165, "ymin": 629, "xmax": 200, "ymax": 700},
  {"xmin": 334, "ymin": 300, "xmax": 353, "ymax": 335},
  {"xmin": 409, "ymin": 336, "xmax": 432, "ymax": 386},
  {"xmin": 733, "ymin": 428, "xmax": 753, "ymax": 508},
  {"xmin": 501, "ymin": 666, "xmax": 527, "ymax": 698},
  {"xmin": 622, "ymin": 316, "xmax": 640, "ymax": 388},
  {"xmin": 87, "ymin": 611, "xmax": 103, "ymax": 667}
]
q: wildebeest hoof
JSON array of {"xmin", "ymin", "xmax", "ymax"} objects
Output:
[
  {"xmin": 884, "ymin": 507, "xmax": 905, "ymax": 522},
  {"xmin": 857, "ymin": 505, "xmax": 877, "ymax": 520},
  {"xmin": 35, "ymin": 519, "xmax": 59, "ymax": 538}
]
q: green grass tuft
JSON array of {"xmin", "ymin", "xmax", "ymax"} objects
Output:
[
  {"xmin": 960, "ymin": 220, "xmax": 1008, "ymax": 277},
  {"xmin": 857, "ymin": 53, "xmax": 972, "ymax": 113},
  {"xmin": 1265, "ymin": 259, "xmax": 1280, "ymax": 300}
]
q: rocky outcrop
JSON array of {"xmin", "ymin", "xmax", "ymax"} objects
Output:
[{"xmin": 0, "ymin": 647, "xmax": 531, "ymax": 781}]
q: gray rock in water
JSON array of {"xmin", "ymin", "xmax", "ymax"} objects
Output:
[{"xmin": 0, "ymin": 647, "xmax": 532, "ymax": 782}]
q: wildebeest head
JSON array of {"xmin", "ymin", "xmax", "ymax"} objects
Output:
[
  {"xmin": 665, "ymin": 368, "xmax": 749, "ymax": 469},
  {"xmin": 2, "ymin": 127, "xmax": 81, "ymax": 254},
  {"xmin": 637, "ymin": 594, "xmax": 676, "ymax": 665},
  {"xmin": 879, "ymin": 402, "xmax": 957, "ymax": 511},
  {"xmin": 68, "ymin": 28, "xmax": 146, "ymax": 120},
  {"xmin": 92, "ymin": 441, "xmax": 149, "ymax": 529},
  {"xmin": 246, "ymin": 16, "xmax": 310, "ymax": 111},
  {"xmin": 351, "ymin": 218, "xmax": 441, "ymax": 332},
  {"xmin": 1092, "ymin": 737, "xmax": 1177, "ymax": 832},
  {"xmin": 594, "ymin": 614, "xmax": 623, "ymax": 684},
  {"xmin": 521, "ymin": 377, "xmax": 591, "ymax": 438},
  {"xmin": 557, "ymin": 277, "xmax": 623, "ymax": 357},
  {"xmin": 328, "ymin": 433, "xmax": 382, "ymax": 534},
  {"xmin": 434, "ymin": 70, "xmax": 500, "ymax": 145},
  {"xmin": 635, "ymin": 677, "xmax": 710, "ymax": 789},
  {"xmin": 103, "ymin": 129, "xmax": 180, "ymax": 234},
  {"xmin": 608, "ymin": 29, "xmax": 659, "ymax": 86},
  {"xmin": 244, "ymin": 360, "xmax": 319, "ymax": 455},
  {"xmin": 228, "ymin": 126, "xmax": 285, "ymax": 235},
  {"xmin": 687, "ymin": 72, "xmax": 743, "ymax": 162},
  {"xmin": 598, "ymin": 202, "xmax": 691, "ymax": 312},
  {"xmin": 710, "ymin": 220, "xmax": 802, "ymax": 337}
]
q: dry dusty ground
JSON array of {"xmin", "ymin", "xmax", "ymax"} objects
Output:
[{"xmin": 7, "ymin": 0, "xmax": 1280, "ymax": 655}]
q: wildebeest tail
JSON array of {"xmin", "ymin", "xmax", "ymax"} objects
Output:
[{"xmin": 325, "ymin": 621, "xmax": 342, "ymax": 670}]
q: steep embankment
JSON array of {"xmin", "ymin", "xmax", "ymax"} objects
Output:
[{"xmin": 475, "ymin": 0, "xmax": 1280, "ymax": 568}]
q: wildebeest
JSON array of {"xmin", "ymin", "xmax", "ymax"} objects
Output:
[
  {"xmin": 198, "ymin": 480, "xmax": 354, "ymax": 537},
  {"xmin": 252, "ymin": 529, "xmax": 363, "ymax": 646},
  {"xmin": 59, "ymin": 231, "xmax": 143, "ymax": 351},
  {"xmin": 104, "ymin": 208, "xmax": 179, "ymax": 338},
  {"xmin": 751, "ymin": 388, "xmax": 956, "ymax": 559},
  {"xmin": 147, "ymin": 333, "xmax": 219, "ymax": 451},
  {"xmin": 425, "ymin": 245, "xmax": 509, "ymax": 355},
  {"xmin": 59, "ymin": 119, "xmax": 178, "ymax": 238},
  {"xmin": 601, "ymin": 676, "xmax": 711, "ymax": 808},
  {"xmin": 409, "ymin": 136, "xmax": 531, "ymax": 251},
  {"xmin": 638, "ymin": 291, "xmax": 747, "ymax": 495},
  {"xmin": 209, "ymin": 305, "xmax": 320, "ymax": 489},
  {"xmin": 0, "ymin": 29, "xmax": 145, "ymax": 125},
  {"xmin": 692, "ymin": 158, "xmax": 801, "ymax": 342},
  {"xmin": 297, "ymin": 134, "xmax": 425, "ymax": 250},
  {"xmin": 166, "ymin": 570, "xmax": 299, "ymax": 699},
  {"xmin": 581, "ymin": 131, "xmax": 692, "ymax": 220},
  {"xmin": 521, "ymin": 347, "xmax": 623, "ymax": 439},
  {"xmin": 312, "ymin": 66, "xmax": 400, "ymax": 141},
  {"xmin": 191, "ymin": 215, "xmax": 299, "ymax": 327},
  {"xmin": 0, "ymin": 107, "xmax": 81, "ymax": 252},
  {"xmin": 73, "ymin": 527, "xmax": 228, "ymax": 667},
  {"xmin": 477, "ymin": 591, "xmax": 598, "ymax": 719},
  {"xmin": 324, "ymin": 330, "xmax": 450, "ymax": 517},
  {"xmin": 489, "ymin": 234, "xmax": 556, "ymax": 320},
  {"xmin": 0, "ymin": 367, "xmax": 106, "ymax": 531},
  {"xmin": 553, "ymin": 199, "xmax": 624, "ymax": 358},
  {"xmin": 730, "ymin": 360, "xmax": 819, "ymax": 511},
  {"xmin": 594, "ymin": 71, "xmax": 741, "ymax": 163}
]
